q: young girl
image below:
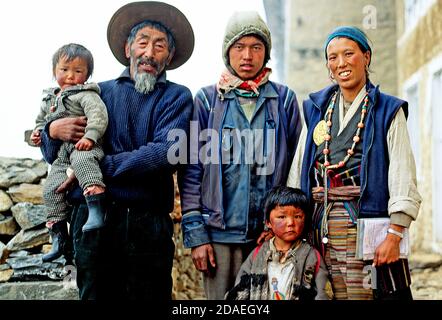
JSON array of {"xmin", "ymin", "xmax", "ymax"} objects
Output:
[
  {"xmin": 31, "ymin": 43, "xmax": 108, "ymax": 262},
  {"xmin": 226, "ymin": 186, "xmax": 331, "ymax": 300}
]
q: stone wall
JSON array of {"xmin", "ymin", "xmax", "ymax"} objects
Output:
[
  {"xmin": 0, "ymin": 156, "xmax": 204, "ymax": 299},
  {"xmin": 171, "ymin": 179, "xmax": 206, "ymax": 300},
  {"xmin": 0, "ymin": 157, "xmax": 56, "ymax": 283}
]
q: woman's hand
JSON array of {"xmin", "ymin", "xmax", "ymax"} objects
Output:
[{"xmin": 373, "ymin": 225, "xmax": 403, "ymax": 266}]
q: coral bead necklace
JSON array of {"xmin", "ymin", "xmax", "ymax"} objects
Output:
[
  {"xmin": 320, "ymin": 90, "xmax": 369, "ymax": 246},
  {"xmin": 322, "ymin": 90, "xmax": 369, "ymax": 169}
]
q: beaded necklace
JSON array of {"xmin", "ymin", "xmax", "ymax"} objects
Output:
[
  {"xmin": 322, "ymin": 90, "xmax": 369, "ymax": 169},
  {"xmin": 320, "ymin": 90, "xmax": 369, "ymax": 246}
]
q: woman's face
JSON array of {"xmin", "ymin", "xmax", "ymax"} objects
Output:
[{"xmin": 326, "ymin": 37, "xmax": 371, "ymax": 97}]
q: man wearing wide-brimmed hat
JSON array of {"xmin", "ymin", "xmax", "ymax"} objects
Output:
[{"xmin": 39, "ymin": 1, "xmax": 194, "ymax": 300}]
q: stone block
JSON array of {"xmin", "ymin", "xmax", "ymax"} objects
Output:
[
  {"xmin": 0, "ymin": 190, "xmax": 13, "ymax": 212},
  {"xmin": 0, "ymin": 269, "xmax": 13, "ymax": 282},
  {"xmin": 11, "ymin": 202, "xmax": 46, "ymax": 230},
  {"xmin": 0, "ymin": 157, "xmax": 47, "ymax": 188},
  {"xmin": 0, "ymin": 281, "xmax": 78, "ymax": 300},
  {"xmin": 7, "ymin": 184, "xmax": 44, "ymax": 205},
  {"xmin": 0, "ymin": 241, "xmax": 7, "ymax": 264},
  {"xmin": 6, "ymin": 227, "xmax": 49, "ymax": 252},
  {"xmin": 0, "ymin": 216, "xmax": 19, "ymax": 236}
]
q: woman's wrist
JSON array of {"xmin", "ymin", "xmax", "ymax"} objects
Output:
[{"xmin": 386, "ymin": 231, "xmax": 402, "ymax": 243}]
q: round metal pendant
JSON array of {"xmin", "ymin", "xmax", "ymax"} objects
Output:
[
  {"xmin": 313, "ymin": 120, "xmax": 328, "ymax": 146},
  {"xmin": 322, "ymin": 237, "xmax": 329, "ymax": 244}
]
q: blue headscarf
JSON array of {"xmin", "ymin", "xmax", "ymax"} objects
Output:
[{"xmin": 324, "ymin": 26, "xmax": 371, "ymax": 60}]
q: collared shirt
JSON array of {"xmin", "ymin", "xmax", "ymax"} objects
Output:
[{"xmin": 338, "ymin": 86, "xmax": 367, "ymax": 136}]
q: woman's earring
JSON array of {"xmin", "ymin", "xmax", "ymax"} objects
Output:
[{"xmin": 329, "ymin": 71, "xmax": 335, "ymax": 82}]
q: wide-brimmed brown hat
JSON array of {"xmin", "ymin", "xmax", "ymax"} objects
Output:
[{"xmin": 107, "ymin": 1, "xmax": 194, "ymax": 70}]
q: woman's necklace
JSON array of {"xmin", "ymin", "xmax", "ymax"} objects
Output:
[
  {"xmin": 322, "ymin": 90, "xmax": 369, "ymax": 169},
  {"xmin": 320, "ymin": 90, "xmax": 369, "ymax": 246}
]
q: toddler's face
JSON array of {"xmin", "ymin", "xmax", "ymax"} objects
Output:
[
  {"xmin": 55, "ymin": 56, "xmax": 88, "ymax": 90},
  {"xmin": 267, "ymin": 205, "xmax": 305, "ymax": 244}
]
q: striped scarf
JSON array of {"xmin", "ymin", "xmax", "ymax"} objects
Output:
[{"xmin": 216, "ymin": 67, "xmax": 272, "ymax": 97}]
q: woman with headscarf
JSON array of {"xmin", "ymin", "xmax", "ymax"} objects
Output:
[{"xmin": 287, "ymin": 26, "xmax": 421, "ymax": 300}]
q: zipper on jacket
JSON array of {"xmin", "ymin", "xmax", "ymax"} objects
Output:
[{"xmin": 217, "ymin": 99, "xmax": 229, "ymax": 230}]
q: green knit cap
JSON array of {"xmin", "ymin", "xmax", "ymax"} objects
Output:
[{"xmin": 222, "ymin": 11, "xmax": 272, "ymax": 73}]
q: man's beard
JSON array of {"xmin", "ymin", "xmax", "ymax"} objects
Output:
[
  {"xmin": 134, "ymin": 70, "xmax": 157, "ymax": 94},
  {"xmin": 131, "ymin": 56, "xmax": 164, "ymax": 94}
]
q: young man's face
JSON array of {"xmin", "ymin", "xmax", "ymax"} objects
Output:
[
  {"xmin": 267, "ymin": 205, "xmax": 305, "ymax": 249},
  {"xmin": 126, "ymin": 26, "xmax": 173, "ymax": 79},
  {"xmin": 55, "ymin": 56, "xmax": 88, "ymax": 90},
  {"xmin": 228, "ymin": 35, "xmax": 265, "ymax": 80}
]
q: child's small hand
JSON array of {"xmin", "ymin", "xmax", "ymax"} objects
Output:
[
  {"xmin": 75, "ymin": 138, "xmax": 94, "ymax": 151},
  {"xmin": 30, "ymin": 130, "xmax": 42, "ymax": 146}
]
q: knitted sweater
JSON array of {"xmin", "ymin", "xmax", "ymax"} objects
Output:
[{"xmin": 40, "ymin": 68, "xmax": 193, "ymax": 211}]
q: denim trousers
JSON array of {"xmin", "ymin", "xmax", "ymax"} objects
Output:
[{"xmin": 70, "ymin": 201, "xmax": 175, "ymax": 300}]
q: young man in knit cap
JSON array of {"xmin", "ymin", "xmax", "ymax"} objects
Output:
[
  {"xmin": 39, "ymin": 1, "xmax": 194, "ymax": 300},
  {"xmin": 179, "ymin": 11, "xmax": 302, "ymax": 299}
]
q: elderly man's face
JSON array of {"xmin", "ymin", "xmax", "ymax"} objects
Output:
[
  {"xmin": 125, "ymin": 26, "xmax": 173, "ymax": 93},
  {"xmin": 228, "ymin": 35, "xmax": 265, "ymax": 80}
]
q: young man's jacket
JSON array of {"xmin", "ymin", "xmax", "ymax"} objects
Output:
[
  {"xmin": 179, "ymin": 82, "xmax": 302, "ymax": 248},
  {"xmin": 300, "ymin": 81, "xmax": 408, "ymax": 218},
  {"xmin": 225, "ymin": 239, "xmax": 331, "ymax": 300}
]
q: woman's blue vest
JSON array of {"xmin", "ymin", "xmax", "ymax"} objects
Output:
[{"xmin": 300, "ymin": 82, "xmax": 408, "ymax": 218}]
